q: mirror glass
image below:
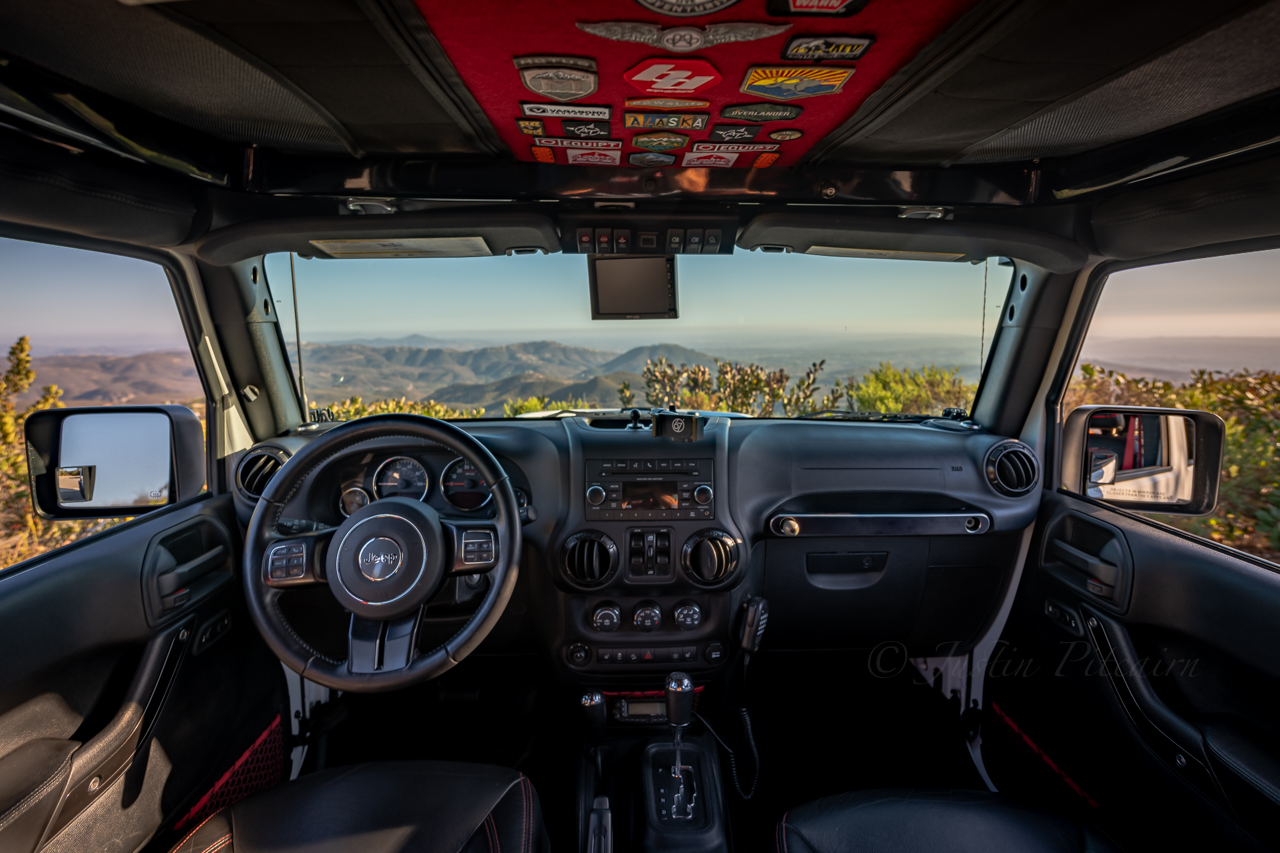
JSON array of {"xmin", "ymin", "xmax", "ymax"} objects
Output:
[
  {"xmin": 1084, "ymin": 411, "xmax": 1195, "ymax": 505},
  {"xmin": 58, "ymin": 412, "xmax": 171, "ymax": 509}
]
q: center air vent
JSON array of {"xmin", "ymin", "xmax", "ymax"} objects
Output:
[
  {"xmin": 235, "ymin": 448, "xmax": 290, "ymax": 500},
  {"xmin": 682, "ymin": 530, "xmax": 740, "ymax": 586},
  {"xmin": 985, "ymin": 441, "xmax": 1040, "ymax": 497},
  {"xmin": 562, "ymin": 531, "xmax": 618, "ymax": 587}
]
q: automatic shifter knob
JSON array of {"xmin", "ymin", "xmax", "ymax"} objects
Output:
[{"xmin": 666, "ymin": 672, "xmax": 694, "ymax": 728}]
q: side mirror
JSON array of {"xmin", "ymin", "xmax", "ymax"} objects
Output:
[
  {"xmin": 24, "ymin": 405, "xmax": 205, "ymax": 519},
  {"xmin": 1062, "ymin": 405, "xmax": 1224, "ymax": 515}
]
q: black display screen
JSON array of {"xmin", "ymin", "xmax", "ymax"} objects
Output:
[{"xmin": 620, "ymin": 481, "xmax": 678, "ymax": 510}]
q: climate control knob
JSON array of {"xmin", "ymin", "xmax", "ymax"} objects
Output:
[
  {"xmin": 592, "ymin": 604, "xmax": 621, "ymax": 632},
  {"xmin": 693, "ymin": 485, "xmax": 714, "ymax": 505},
  {"xmin": 586, "ymin": 485, "xmax": 606, "ymax": 506},
  {"xmin": 634, "ymin": 602, "xmax": 662, "ymax": 632},
  {"xmin": 674, "ymin": 602, "xmax": 702, "ymax": 631}
]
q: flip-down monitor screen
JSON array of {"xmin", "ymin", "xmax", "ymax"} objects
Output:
[{"xmin": 588, "ymin": 254, "xmax": 678, "ymax": 320}]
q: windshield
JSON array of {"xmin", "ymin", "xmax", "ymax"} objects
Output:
[{"xmin": 265, "ymin": 252, "xmax": 1010, "ymax": 420}]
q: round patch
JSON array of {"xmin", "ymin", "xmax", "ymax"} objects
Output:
[{"xmin": 769, "ymin": 129, "xmax": 804, "ymax": 141}]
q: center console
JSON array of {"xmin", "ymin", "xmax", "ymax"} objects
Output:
[{"xmin": 557, "ymin": 417, "xmax": 745, "ymax": 676}]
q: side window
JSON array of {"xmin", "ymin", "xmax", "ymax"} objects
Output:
[
  {"xmin": 0, "ymin": 237, "xmax": 205, "ymax": 570},
  {"xmin": 1065, "ymin": 248, "xmax": 1280, "ymax": 562}
]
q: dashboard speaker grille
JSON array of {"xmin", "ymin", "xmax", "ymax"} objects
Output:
[
  {"xmin": 985, "ymin": 442, "xmax": 1040, "ymax": 496},
  {"xmin": 562, "ymin": 532, "xmax": 617, "ymax": 586},
  {"xmin": 236, "ymin": 449, "xmax": 288, "ymax": 500}
]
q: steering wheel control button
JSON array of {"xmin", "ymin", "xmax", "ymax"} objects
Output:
[
  {"xmin": 462, "ymin": 530, "xmax": 496, "ymax": 565},
  {"xmin": 592, "ymin": 604, "xmax": 622, "ymax": 632},
  {"xmin": 568, "ymin": 643, "xmax": 591, "ymax": 666},
  {"xmin": 267, "ymin": 542, "xmax": 307, "ymax": 581},
  {"xmin": 586, "ymin": 485, "xmax": 606, "ymax": 506},
  {"xmin": 634, "ymin": 602, "xmax": 662, "ymax": 631},
  {"xmin": 674, "ymin": 602, "xmax": 702, "ymax": 630}
]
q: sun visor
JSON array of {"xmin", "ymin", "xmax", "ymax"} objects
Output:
[
  {"xmin": 194, "ymin": 212, "xmax": 560, "ymax": 265},
  {"xmin": 737, "ymin": 213, "xmax": 1088, "ymax": 272}
]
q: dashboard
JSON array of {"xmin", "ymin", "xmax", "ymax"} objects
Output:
[{"xmin": 232, "ymin": 414, "xmax": 1041, "ymax": 684}]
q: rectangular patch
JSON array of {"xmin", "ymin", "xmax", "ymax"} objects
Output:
[
  {"xmin": 566, "ymin": 148, "xmax": 622, "ymax": 166},
  {"xmin": 534, "ymin": 137, "xmax": 622, "ymax": 149},
  {"xmin": 623, "ymin": 112, "xmax": 709, "ymax": 130},
  {"xmin": 521, "ymin": 103, "xmax": 612, "ymax": 120},
  {"xmin": 692, "ymin": 142, "xmax": 780, "ymax": 153},
  {"xmin": 681, "ymin": 151, "xmax": 739, "ymax": 168}
]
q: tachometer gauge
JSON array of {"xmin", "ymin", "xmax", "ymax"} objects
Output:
[
  {"xmin": 339, "ymin": 486, "xmax": 370, "ymax": 517},
  {"xmin": 373, "ymin": 456, "xmax": 429, "ymax": 501},
  {"xmin": 440, "ymin": 457, "xmax": 492, "ymax": 511}
]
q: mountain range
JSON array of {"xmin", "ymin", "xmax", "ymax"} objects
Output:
[{"xmin": 19, "ymin": 336, "xmax": 1280, "ymax": 413}]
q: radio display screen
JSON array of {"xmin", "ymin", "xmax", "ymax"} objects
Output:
[
  {"xmin": 625, "ymin": 701, "xmax": 664, "ymax": 717},
  {"xmin": 620, "ymin": 481, "xmax": 678, "ymax": 509}
]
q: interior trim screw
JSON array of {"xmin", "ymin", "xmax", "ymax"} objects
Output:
[
  {"xmin": 88, "ymin": 776, "xmax": 101, "ymax": 792},
  {"xmin": 1175, "ymin": 754, "xmax": 1187, "ymax": 768},
  {"xmin": 1087, "ymin": 617, "xmax": 1098, "ymax": 628},
  {"xmin": 822, "ymin": 186, "xmax": 836, "ymax": 198},
  {"xmin": 179, "ymin": 628, "xmax": 190, "ymax": 642}
]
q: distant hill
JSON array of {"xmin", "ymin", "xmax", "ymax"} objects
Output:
[
  {"xmin": 23, "ymin": 352, "xmax": 203, "ymax": 406},
  {"xmin": 433, "ymin": 371, "xmax": 643, "ymax": 409},
  {"xmin": 1080, "ymin": 337, "xmax": 1280, "ymax": 382},
  {"xmin": 298, "ymin": 340, "xmax": 620, "ymax": 403},
  {"xmin": 594, "ymin": 344, "xmax": 720, "ymax": 376}
]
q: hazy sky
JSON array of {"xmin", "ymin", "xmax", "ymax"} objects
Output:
[
  {"xmin": 2, "ymin": 237, "xmax": 1277, "ymax": 358},
  {"xmin": 0, "ymin": 238, "xmax": 185, "ymax": 355},
  {"xmin": 1090, "ymin": 249, "xmax": 1280, "ymax": 338},
  {"xmin": 264, "ymin": 251, "xmax": 1009, "ymax": 348}
]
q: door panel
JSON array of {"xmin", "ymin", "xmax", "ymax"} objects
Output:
[
  {"xmin": 0, "ymin": 494, "xmax": 288, "ymax": 853},
  {"xmin": 987, "ymin": 490, "xmax": 1280, "ymax": 851}
]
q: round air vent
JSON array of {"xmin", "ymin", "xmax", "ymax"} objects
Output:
[
  {"xmin": 235, "ymin": 448, "xmax": 290, "ymax": 500},
  {"xmin": 681, "ymin": 530, "xmax": 740, "ymax": 586},
  {"xmin": 561, "ymin": 531, "xmax": 618, "ymax": 587},
  {"xmin": 985, "ymin": 441, "xmax": 1040, "ymax": 497}
]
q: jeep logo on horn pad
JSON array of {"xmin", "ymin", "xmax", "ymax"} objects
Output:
[{"xmin": 358, "ymin": 537, "xmax": 402, "ymax": 581}]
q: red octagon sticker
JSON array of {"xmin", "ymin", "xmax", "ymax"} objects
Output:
[{"xmin": 624, "ymin": 59, "xmax": 722, "ymax": 96}]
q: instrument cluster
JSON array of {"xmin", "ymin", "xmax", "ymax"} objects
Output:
[{"xmin": 336, "ymin": 454, "xmax": 528, "ymax": 518}]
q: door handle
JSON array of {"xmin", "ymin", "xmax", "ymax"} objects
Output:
[
  {"xmin": 1051, "ymin": 539, "xmax": 1119, "ymax": 588},
  {"xmin": 156, "ymin": 545, "xmax": 226, "ymax": 596}
]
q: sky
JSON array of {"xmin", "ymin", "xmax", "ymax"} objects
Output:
[
  {"xmin": 264, "ymin": 250, "xmax": 1010, "ymax": 352},
  {"xmin": 1089, "ymin": 249, "xmax": 1280, "ymax": 338},
  {"xmin": 2, "ymin": 236, "xmax": 1278, "ymax": 359}
]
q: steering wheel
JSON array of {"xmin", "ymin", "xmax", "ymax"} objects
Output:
[{"xmin": 242, "ymin": 414, "xmax": 521, "ymax": 692}]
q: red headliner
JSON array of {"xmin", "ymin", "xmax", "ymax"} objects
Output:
[{"xmin": 416, "ymin": 0, "xmax": 976, "ymax": 169}]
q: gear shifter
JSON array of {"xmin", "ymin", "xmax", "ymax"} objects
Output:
[{"xmin": 666, "ymin": 672, "xmax": 695, "ymax": 819}]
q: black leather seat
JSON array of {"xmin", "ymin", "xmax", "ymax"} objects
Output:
[
  {"xmin": 776, "ymin": 790, "xmax": 1121, "ymax": 853},
  {"xmin": 170, "ymin": 761, "xmax": 549, "ymax": 853}
]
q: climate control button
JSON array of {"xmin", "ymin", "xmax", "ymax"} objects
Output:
[{"xmin": 634, "ymin": 602, "xmax": 662, "ymax": 632}]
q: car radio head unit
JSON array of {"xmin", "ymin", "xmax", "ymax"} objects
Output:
[{"xmin": 585, "ymin": 458, "xmax": 713, "ymax": 522}]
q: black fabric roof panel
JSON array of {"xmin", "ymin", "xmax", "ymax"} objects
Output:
[
  {"xmin": 818, "ymin": 0, "xmax": 1260, "ymax": 166},
  {"xmin": 0, "ymin": 0, "xmax": 356, "ymax": 155},
  {"xmin": 958, "ymin": 1, "xmax": 1280, "ymax": 163}
]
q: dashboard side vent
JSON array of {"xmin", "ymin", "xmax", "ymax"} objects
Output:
[
  {"xmin": 985, "ymin": 441, "xmax": 1040, "ymax": 496},
  {"xmin": 236, "ymin": 449, "xmax": 289, "ymax": 500},
  {"xmin": 562, "ymin": 531, "xmax": 618, "ymax": 587},
  {"xmin": 682, "ymin": 530, "xmax": 740, "ymax": 586}
]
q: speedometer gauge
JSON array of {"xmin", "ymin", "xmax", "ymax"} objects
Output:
[
  {"xmin": 373, "ymin": 456, "xmax": 429, "ymax": 501},
  {"xmin": 440, "ymin": 458, "xmax": 492, "ymax": 511}
]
